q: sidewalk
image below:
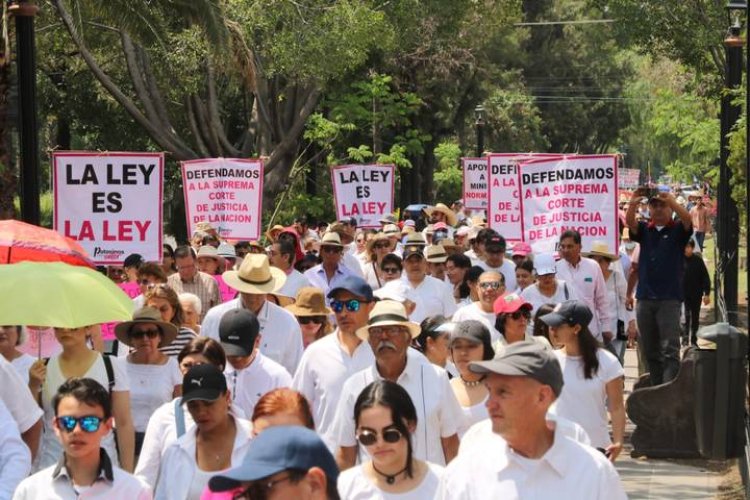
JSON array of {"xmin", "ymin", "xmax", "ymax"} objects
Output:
[{"xmin": 616, "ymin": 348, "xmax": 731, "ymax": 499}]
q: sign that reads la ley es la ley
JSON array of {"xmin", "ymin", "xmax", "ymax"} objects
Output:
[
  {"xmin": 331, "ymin": 164, "xmax": 395, "ymax": 228},
  {"xmin": 53, "ymin": 151, "xmax": 163, "ymax": 265}
]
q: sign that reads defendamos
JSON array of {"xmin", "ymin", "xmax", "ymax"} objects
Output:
[{"xmin": 181, "ymin": 158, "xmax": 264, "ymax": 240}]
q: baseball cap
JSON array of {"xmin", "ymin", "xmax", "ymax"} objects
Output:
[
  {"xmin": 493, "ymin": 293, "xmax": 532, "ymax": 315},
  {"xmin": 219, "ymin": 309, "xmax": 260, "ymax": 357},
  {"xmin": 512, "ymin": 242, "xmax": 532, "ymax": 258},
  {"xmin": 534, "ymin": 253, "xmax": 557, "ymax": 276},
  {"xmin": 402, "ymin": 245, "xmax": 425, "ymax": 260},
  {"xmin": 539, "ymin": 300, "xmax": 593, "ymax": 327},
  {"xmin": 485, "ymin": 234, "xmax": 506, "ymax": 252},
  {"xmin": 455, "ymin": 226, "xmax": 472, "ymax": 238},
  {"xmin": 327, "ymin": 276, "xmax": 374, "ymax": 302},
  {"xmin": 209, "ymin": 426, "xmax": 339, "ymax": 491},
  {"xmin": 181, "ymin": 364, "xmax": 227, "ymax": 404},
  {"xmin": 433, "ymin": 221, "xmax": 449, "ymax": 231},
  {"xmin": 469, "ymin": 341, "xmax": 564, "ymax": 397}
]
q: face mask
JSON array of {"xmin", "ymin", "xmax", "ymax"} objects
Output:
[{"xmin": 624, "ymin": 242, "xmax": 636, "ymax": 250}]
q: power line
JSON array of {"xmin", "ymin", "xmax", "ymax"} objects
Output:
[{"xmin": 514, "ymin": 19, "xmax": 616, "ymax": 27}]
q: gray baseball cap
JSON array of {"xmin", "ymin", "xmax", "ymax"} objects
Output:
[
  {"xmin": 469, "ymin": 341, "xmax": 563, "ymax": 397},
  {"xmin": 539, "ymin": 300, "xmax": 593, "ymax": 328}
]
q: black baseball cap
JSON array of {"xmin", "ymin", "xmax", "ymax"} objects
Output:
[
  {"xmin": 402, "ymin": 245, "xmax": 425, "ymax": 260},
  {"xmin": 539, "ymin": 300, "xmax": 593, "ymax": 328},
  {"xmin": 219, "ymin": 309, "xmax": 260, "ymax": 357},
  {"xmin": 327, "ymin": 276, "xmax": 374, "ymax": 302},
  {"xmin": 182, "ymin": 364, "xmax": 227, "ymax": 404},
  {"xmin": 485, "ymin": 234, "xmax": 506, "ymax": 252}
]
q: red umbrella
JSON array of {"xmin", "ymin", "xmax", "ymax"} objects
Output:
[{"xmin": 0, "ymin": 219, "xmax": 94, "ymax": 267}]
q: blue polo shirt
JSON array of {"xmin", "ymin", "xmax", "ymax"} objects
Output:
[{"xmin": 631, "ymin": 220, "xmax": 692, "ymax": 301}]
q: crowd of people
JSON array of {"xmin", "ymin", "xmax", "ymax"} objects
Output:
[{"xmin": 0, "ymin": 185, "xmax": 713, "ymax": 499}]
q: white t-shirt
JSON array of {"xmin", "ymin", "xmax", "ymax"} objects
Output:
[
  {"xmin": 477, "ymin": 259, "xmax": 517, "ymax": 291},
  {"xmin": 10, "ymin": 353, "xmax": 36, "ymax": 385},
  {"xmin": 225, "ymin": 352, "xmax": 292, "ymax": 418},
  {"xmin": 451, "ymin": 302, "xmax": 500, "ymax": 343},
  {"xmin": 456, "ymin": 397, "xmax": 488, "ymax": 438},
  {"xmin": 337, "ymin": 462, "xmax": 444, "ymax": 500},
  {"xmin": 403, "ymin": 276, "xmax": 457, "ymax": 324},
  {"xmin": 0, "ymin": 355, "xmax": 42, "ymax": 435},
  {"xmin": 126, "ymin": 357, "xmax": 182, "ymax": 432},
  {"xmin": 275, "ymin": 268, "xmax": 311, "ymax": 300},
  {"xmin": 292, "ymin": 331, "xmax": 375, "ymax": 452},
  {"xmin": 39, "ymin": 354, "xmax": 130, "ymax": 470},
  {"xmin": 520, "ymin": 279, "xmax": 577, "ymax": 317},
  {"xmin": 551, "ymin": 349, "xmax": 624, "ymax": 449}
]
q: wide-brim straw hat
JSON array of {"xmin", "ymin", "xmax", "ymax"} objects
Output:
[
  {"xmin": 355, "ymin": 300, "xmax": 421, "ymax": 341},
  {"xmin": 584, "ymin": 240, "xmax": 620, "ymax": 261},
  {"xmin": 223, "ymin": 254, "xmax": 287, "ymax": 294},
  {"xmin": 265, "ymin": 224, "xmax": 285, "ymax": 242},
  {"xmin": 320, "ymin": 232, "xmax": 344, "ymax": 248},
  {"xmin": 285, "ymin": 287, "xmax": 333, "ymax": 317},
  {"xmin": 366, "ymin": 232, "xmax": 390, "ymax": 255},
  {"xmin": 197, "ymin": 245, "xmax": 222, "ymax": 262},
  {"xmin": 114, "ymin": 306, "xmax": 179, "ymax": 348},
  {"xmin": 423, "ymin": 203, "xmax": 458, "ymax": 226}
]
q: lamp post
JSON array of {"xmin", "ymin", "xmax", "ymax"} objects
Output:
[
  {"xmin": 474, "ymin": 105, "xmax": 485, "ymax": 157},
  {"xmin": 717, "ymin": 2, "xmax": 745, "ymax": 325},
  {"xmin": 9, "ymin": 0, "xmax": 40, "ymax": 225}
]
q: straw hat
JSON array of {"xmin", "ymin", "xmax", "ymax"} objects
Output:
[
  {"xmin": 439, "ymin": 238, "xmax": 461, "ymax": 251},
  {"xmin": 470, "ymin": 215, "xmax": 487, "ymax": 228},
  {"xmin": 366, "ymin": 232, "xmax": 390, "ymax": 255},
  {"xmin": 197, "ymin": 245, "xmax": 221, "ymax": 262},
  {"xmin": 382, "ymin": 224, "xmax": 400, "ymax": 236},
  {"xmin": 320, "ymin": 232, "xmax": 344, "ymax": 248},
  {"xmin": 584, "ymin": 241, "xmax": 620, "ymax": 261},
  {"xmin": 403, "ymin": 231, "xmax": 427, "ymax": 247},
  {"xmin": 423, "ymin": 203, "xmax": 458, "ymax": 226},
  {"xmin": 265, "ymin": 224, "xmax": 285, "ymax": 242},
  {"xmin": 114, "ymin": 306, "xmax": 178, "ymax": 348},
  {"xmin": 355, "ymin": 300, "xmax": 421, "ymax": 341},
  {"xmin": 425, "ymin": 244, "xmax": 448, "ymax": 263},
  {"xmin": 285, "ymin": 287, "xmax": 333, "ymax": 317},
  {"xmin": 223, "ymin": 254, "xmax": 287, "ymax": 294}
]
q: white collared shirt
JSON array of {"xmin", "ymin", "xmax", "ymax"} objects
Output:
[
  {"xmin": 225, "ymin": 352, "xmax": 292, "ymax": 418},
  {"xmin": 402, "ymin": 275, "xmax": 457, "ymax": 324},
  {"xmin": 0, "ymin": 398, "xmax": 31, "ymax": 498},
  {"xmin": 0, "ymin": 355, "xmax": 42, "ymax": 435},
  {"xmin": 438, "ymin": 422, "xmax": 625, "ymax": 500},
  {"xmin": 292, "ymin": 331, "xmax": 375, "ymax": 452},
  {"xmin": 202, "ymin": 299, "xmax": 304, "ymax": 375},
  {"xmin": 451, "ymin": 302, "xmax": 501, "ymax": 343},
  {"xmin": 555, "ymin": 257, "xmax": 613, "ymax": 340},
  {"xmin": 275, "ymin": 268, "xmax": 311, "ymax": 299},
  {"xmin": 331, "ymin": 348, "xmax": 463, "ymax": 465}
]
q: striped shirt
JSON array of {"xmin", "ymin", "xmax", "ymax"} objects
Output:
[
  {"xmin": 159, "ymin": 327, "xmax": 198, "ymax": 358},
  {"xmin": 167, "ymin": 271, "xmax": 221, "ymax": 321}
]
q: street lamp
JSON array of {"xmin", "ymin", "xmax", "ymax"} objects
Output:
[{"xmin": 474, "ymin": 105, "xmax": 485, "ymax": 158}]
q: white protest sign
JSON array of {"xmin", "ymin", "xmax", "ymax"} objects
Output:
[
  {"xmin": 181, "ymin": 158, "xmax": 264, "ymax": 240},
  {"xmin": 331, "ymin": 164, "xmax": 395, "ymax": 228},
  {"xmin": 618, "ymin": 168, "xmax": 640, "ymax": 189},
  {"xmin": 461, "ymin": 157, "xmax": 488, "ymax": 210},
  {"xmin": 487, "ymin": 153, "xmax": 560, "ymax": 243},
  {"xmin": 53, "ymin": 151, "xmax": 163, "ymax": 265},
  {"xmin": 518, "ymin": 155, "xmax": 619, "ymax": 254}
]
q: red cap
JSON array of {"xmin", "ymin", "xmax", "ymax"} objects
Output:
[
  {"xmin": 512, "ymin": 242, "xmax": 532, "ymax": 257},
  {"xmin": 433, "ymin": 221, "xmax": 449, "ymax": 231},
  {"xmin": 493, "ymin": 293, "xmax": 532, "ymax": 315}
]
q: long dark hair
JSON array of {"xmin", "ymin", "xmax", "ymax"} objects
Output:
[
  {"xmin": 354, "ymin": 381, "xmax": 418, "ymax": 479},
  {"xmin": 575, "ymin": 323, "xmax": 600, "ymax": 379},
  {"xmin": 414, "ymin": 315, "xmax": 447, "ymax": 353},
  {"xmin": 532, "ymin": 304, "xmax": 556, "ymax": 342}
]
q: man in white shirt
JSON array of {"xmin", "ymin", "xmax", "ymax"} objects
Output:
[
  {"xmin": 478, "ymin": 234, "xmax": 517, "ymax": 291},
  {"xmin": 202, "ymin": 254, "xmax": 304, "ymax": 375},
  {"xmin": 219, "ymin": 308, "xmax": 292, "ymax": 417},
  {"xmin": 292, "ymin": 276, "xmax": 376, "ymax": 451},
  {"xmin": 268, "ymin": 239, "xmax": 311, "ymax": 299},
  {"xmin": 437, "ymin": 342, "xmax": 626, "ymax": 499},
  {"xmin": 401, "ymin": 245, "xmax": 457, "ymax": 323},
  {"xmin": 452, "ymin": 271, "xmax": 505, "ymax": 342},
  {"xmin": 555, "ymin": 230, "xmax": 613, "ymax": 343},
  {"xmin": 0, "ymin": 398, "xmax": 31, "ymax": 498},
  {"xmin": 0, "ymin": 355, "xmax": 42, "ymax": 461},
  {"xmin": 333, "ymin": 301, "xmax": 462, "ymax": 469},
  {"xmin": 304, "ymin": 232, "xmax": 359, "ymax": 302}
]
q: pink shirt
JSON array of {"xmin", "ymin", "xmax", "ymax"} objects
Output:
[{"xmin": 555, "ymin": 257, "xmax": 613, "ymax": 340}]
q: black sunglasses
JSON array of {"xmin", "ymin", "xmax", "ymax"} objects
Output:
[
  {"xmin": 357, "ymin": 427, "xmax": 403, "ymax": 446},
  {"xmin": 299, "ymin": 317, "xmax": 324, "ymax": 325},
  {"xmin": 129, "ymin": 328, "xmax": 160, "ymax": 339}
]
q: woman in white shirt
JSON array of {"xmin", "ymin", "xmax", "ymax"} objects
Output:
[
  {"xmin": 337, "ymin": 380, "xmax": 443, "ymax": 499},
  {"xmin": 363, "ymin": 233, "xmax": 395, "ymax": 290},
  {"xmin": 413, "ymin": 316, "xmax": 457, "ymax": 378},
  {"xmin": 448, "ymin": 320, "xmax": 494, "ymax": 437},
  {"xmin": 154, "ymin": 363, "xmax": 252, "ymax": 500},
  {"xmin": 520, "ymin": 253, "xmax": 578, "ymax": 317},
  {"xmin": 540, "ymin": 300, "xmax": 626, "ymax": 462},
  {"xmin": 0, "ymin": 325, "xmax": 35, "ymax": 383},
  {"xmin": 115, "ymin": 307, "xmax": 182, "ymax": 458}
]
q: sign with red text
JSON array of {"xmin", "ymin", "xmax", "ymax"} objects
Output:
[
  {"xmin": 461, "ymin": 157, "xmax": 488, "ymax": 210},
  {"xmin": 618, "ymin": 168, "xmax": 640, "ymax": 189},
  {"xmin": 518, "ymin": 155, "xmax": 619, "ymax": 254},
  {"xmin": 331, "ymin": 164, "xmax": 395, "ymax": 228},
  {"xmin": 181, "ymin": 158, "xmax": 264, "ymax": 240},
  {"xmin": 53, "ymin": 152, "xmax": 163, "ymax": 265},
  {"xmin": 487, "ymin": 153, "xmax": 560, "ymax": 242}
]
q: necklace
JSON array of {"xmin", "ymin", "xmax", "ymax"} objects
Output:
[
  {"xmin": 372, "ymin": 463, "xmax": 408, "ymax": 485},
  {"xmin": 460, "ymin": 374, "xmax": 486, "ymax": 388}
]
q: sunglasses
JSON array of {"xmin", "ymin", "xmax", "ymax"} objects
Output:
[
  {"xmin": 299, "ymin": 317, "xmax": 324, "ymax": 325},
  {"xmin": 320, "ymin": 246, "xmax": 341, "ymax": 254},
  {"xmin": 510, "ymin": 310, "xmax": 531, "ymax": 320},
  {"xmin": 233, "ymin": 474, "xmax": 294, "ymax": 500},
  {"xmin": 56, "ymin": 415, "xmax": 104, "ymax": 433},
  {"xmin": 357, "ymin": 427, "xmax": 403, "ymax": 446},
  {"xmin": 479, "ymin": 281, "xmax": 502, "ymax": 290},
  {"xmin": 374, "ymin": 243, "xmax": 390, "ymax": 249},
  {"xmin": 330, "ymin": 299, "xmax": 364, "ymax": 313},
  {"xmin": 129, "ymin": 328, "xmax": 160, "ymax": 339},
  {"xmin": 382, "ymin": 267, "xmax": 400, "ymax": 274}
]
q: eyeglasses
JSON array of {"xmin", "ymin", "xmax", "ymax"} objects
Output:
[
  {"xmin": 369, "ymin": 326, "xmax": 407, "ymax": 337},
  {"xmin": 479, "ymin": 281, "xmax": 502, "ymax": 290},
  {"xmin": 56, "ymin": 415, "xmax": 104, "ymax": 433},
  {"xmin": 233, "ymin": 474, "xmax": 294, "ymax": 500},
  {"xmin": 510, "ymin": 310, "xmax": 531, "ymax": 320},
  {"xmin": 330, "ymin": 299, "xmax": 365, "ymax": 313},
  {"xmin": 382, "ymin": 267, "xmax": 400, "ymax": 274},
  {"xmin": 320, "ymin": 246, "xmax": 341, "ymax": 254},
  {"xmin": 299, "ymin": 317, "xmax": 324, "ymax": 325},
  {"xmin": 356, "ymin": 427, "xmax": 403, "ymax": 446},
  {"xmin": 129, "ymin": 328, "xmax": 160, "ymax": 339}
]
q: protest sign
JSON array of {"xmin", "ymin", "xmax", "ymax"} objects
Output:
[
  {"xmin": 618, "ymin": 168, "xmax": 640, "ymax": 189},
  {"xmin": 53, "ymin": 152, "xmax": 163, "ymax": 265},
  {"xmin": 487, "ymin": 153, "xmax": 560, "ymax": 242},
  {"xmin": 518, "ymin": 155, "xmax": 619, "ymax": 254},
  {"xmin": 331, "ymin": 164, "xmax": 395, "ymax": 228},
  {"xmin": 461, "ymin": 157, "xmax": 488, "ymax": 210},
  {"xmin": 181, "ymin": 158, "xmax": 264, "ymax": 240}
]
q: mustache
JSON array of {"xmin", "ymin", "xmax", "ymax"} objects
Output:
[{"xmin": 376, "ymin": 341, "xmax": 397, "ymax": 352}]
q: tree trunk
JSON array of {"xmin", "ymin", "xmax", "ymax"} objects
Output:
[{"xmin": 0, "ymin": 26, "xmax": 14, "ymax": 220}]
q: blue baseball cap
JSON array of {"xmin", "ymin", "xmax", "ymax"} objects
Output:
[
  {"xmin": 208, "ymin": 426, "xmax": 339, "ymax": 491},
  {"xmin": 327, "ymin": 276, "xmax": 374, "ymax": 302}
]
